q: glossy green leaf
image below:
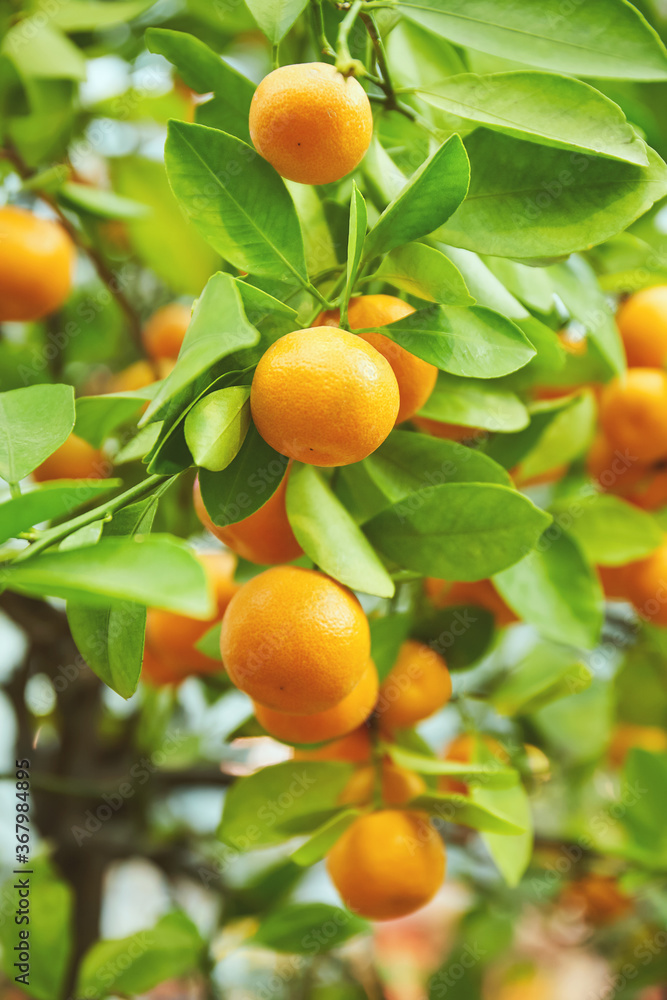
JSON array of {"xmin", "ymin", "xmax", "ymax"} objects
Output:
[
  {"xmin": 397, "ymin": 0, "xmax": 667, "ymax": 80},
  {"xmin": 438, "ymin": 132, "xmax": 667, "ymax": 259},
  {"xmin": 373, "ymin": 303, "xmax": 535, "ymax": 378},
  {"xmin": 345, "ymin": 182, "xmax": 367, "ymax": 309},
  {"xmin": 411, "ymin": 791, "xmax": 525, "ymax": 834},
  {"xmin": 39, "ymin": 0, "xmax": 153, "ymax": 30},
  {"xmin": 419, "ymin": 372, "xmax": 529, "ymax": 431},
  {"xmin": 219, "ymin": 761, "xmax": 354, "ymax": 848},
  {"xmin": 0, "ymin": 481, "xmax": 119, "ymax": 545},
  {"xmin": 386, "ymin": 744, "xmax": 517, "ymax": 788},
  {"xmin": 290, "ymin": 810, "xmax": 360, "ymax": 867},
  {"xmin": 619, "ymin": 749, "xmax": 667, "ymax": 866},
  {"xmin": 474, "ymin": 777, "xmax": 533, "ymax": 886},
  {"xmin": 490, "ymin": 644, "xmax": 592, "ymax": 716},
  {"xmin": 364, "ymin": 134, "xmax": 469, "ymax": 259},
  {"xmin": 365, "ymin": 482, "xmax": 551, "ymax": 580},
  {"xmin": 251, "ymin": 902, "xmax": 367, "ymax": 953},
  {"xmin": 0, "ymin": 384, "xmax": 75, "ymax": 483},
  {"xmin": 556, "ymin": 494, "xmax": 663, "ymax": 566},
  {"xmin": 6, "ymin": 535, "xmax": 214, "ymax": 615},
  {"xmin": 184, "ymin": 386, "xmax": 251, "ymax": 471},
  {"xmin": 286, "ymin": 464, "xmax": 394, "ymax": 598},
  {"xmin": 550, "ymin": 254, "xmax": 626, "ymax": 375},
  {"xmin": 370, "ymin": 613, "xmax": 413, "ymax": 682},
  {"xmin": 373, "ymin": 243, "xmax": 474, "ymax": 306},
  {"xmin": 2, "ymin": 20, "xmax": 86, "ymax": 79},
  {"xmin": 165, "ymin": 121, "xmax": 307, "ymax": 283},
  {"xmin": 419, "ymin": 72, "xmax": 648, "ymax": 164},
  {"xmin": 58, "ymin": 182, "xmax": 149, "ymax": 220},
  {"xmin": 494, "ymin": 531, "xmax": 604, "ymax": 649},
  {"xmin": 517, "ymin": 389, "xmax": 597, "ymax": 480},
  {"xmin": 199, "ymin": 423, "xmax": 287, "ymax": 527},
  {"xmin": 410, "ymin": 604, "xmax": 495, "ymax": 671},
  {"xmin": 245, "ymin": 0, "xmax": 310, "ymax": 42},
  {"xmin": 75, "ymin": 390, "xmax": 152, "ymax": 448},
  {"xmin": 76, "ymin": 912, "xmax": 204, "ymax": 999},
  {"xmin": 114, "ymin": 423, "xmax": 162, "ymax": 465}
]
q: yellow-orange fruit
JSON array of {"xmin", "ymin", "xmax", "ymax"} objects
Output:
[
  {"xmin": 339, "ymin": 759, "xmax": 427, "ymax": 807},
  {"xmin": 624, "ymin": 542, "xmax": 667, "ymax": 625},
  {"xmin": 220, "ymin": 566, "xmax": 370, "ymax": 713},
  {"xmin": 317, "ymin": 295, "xmax": 438, "ymax": 424},
  {"xmin": 193, "ymin": 472, "xmax": 302, "ymax": 565},
  {"xmin": 617, "ymin": 285, "xmax": 667, "ymax": 368},
  {"xmin": 597, "ymin": 564, "xmax": 633, "ymax": 601},
  {"xmin": 600, "ymin": 369, "xmax": 667, "ymax": 464},
  {"xmin": 586, "ymin": 430, "xmax": 649, "ymax": 496},
  {"xmin": 627, "ymin": 467, "xmax": 667, "ymax": 511},
  {"xmin": 377, "ymin": 640, "xmax": 452, "ymax": 730},
  {"xmin": 327, "ymin": 810, "xmax": 445, "ymax": 920},
  {"xmin": 253, "ymin": 659, "xmax": 378, "ymax": 745},
  {"xmin": 142, "ymin": 551, "xmax": 238, "ymax": 685},
  {"xmin": 560, "ymin": 873, "xmax": 632, "ymax": 926},
  {"xmin": 33, "ymin": 433, "xmax": 107, "ymax": 482},
  {"xmin": 108, "ymin": 359, "xmax": 174, "ymax": 393},
  {"xmin": 424, "ymin": 577, "xmax": 517, "ymax": 627},
  {"xmin": 142, "ymin": 302, "xmax": 191, "ymax": 360},
  {"xmin": 0, "ymin": 206, "xmax": 76, "ymax": 321},
  {"xmin": 293, "ymin": 726, "xmax": 372, "ymax": 763},
  {"xmin": 251, "ymin": 326, "xmax": 399, "ymax": 466},
  {"xmin": 249, "ymin": 62, "xmax": 373, "ymax": 185},
  {"xmin": 608, "ymin": 723, "xmax": 667, "ymax": 767}
]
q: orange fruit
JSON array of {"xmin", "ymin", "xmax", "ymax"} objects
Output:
[
  {"xmin": 220, "ymin": 566, "xmax": 370, "ymax": 713},
  {"xmin": 251, "ymin": 326, "xmax": 399, "ymax": 466},
  {"xmin": 316, "ymin": 295, "xmax": 438, "ymax": 424},
  {"xmin": 249, "ymin": 62, "xmax": 373, "ymax": 185},
  {"xmin": 193, "ymin": 471, "xmax": 302, "ymax": 565},
  {"xmin": 33, "ymin": 433, "xmax": 107, "ymax": 482},
  {"xmin": 586, "ymin": 430, "xmax": 648, "ymax": 496},
  {"xmin": 626, "ymin": 467, "xmax": 667, "ymax": 511},
  {"xmin": 327, "ymin": 809, "xmax": 445, "ymax": 920},
  {"xmin": 253, "ymin": 659, "xmax": 378, "ymax": 745},
  {"xmin": 617, "ymin": 286, "xmax": 667, "ymax": 368},
  {"xmin": 108, "ymin": 359, "xmax": 174, "ymax": 393},
  {"xmin": 600, "ymin": 369, "xmax": 667, "ymax": 464},
  {"xmin": 425, "ymin": 577, "xmax": 517, "ymax": 627},
  {"xmin": 597, "ymin": 564, "xmax": 633, "ymax": 601},
  {"xmin": 142, "ymin": 303, "xmax": 191, "ymax": 361},
  {"xmin": 293, "ymin": 726, "xmax": 372, "ymax": 763},
  {"xmin": 623, "ymin": 542, "xmax": 667, "ymax": 625},
  {"xmin": 412, "ymin": 417, "xmax": 481, "ymax": 442},
  {"xmin": 377, "ymin": 640, "xmax": 452, "ymax": 731},
  {"xmin": 339, "ymin": 759, "xmax": 427, "ymax": 807},
  {"xmin": 142, "ymin": 551, "xmax": 238, "ymax": 685},
  {"xmin": 0, "ymin": 206, "xmax": 76, "ymax": 321},
  {"xmin": 608, "ymin": 723, "xmax": 667, "ymax": 767},
  {"xmin": 560, "ymin": 873, "xmax": 632, "ymax": 926}
]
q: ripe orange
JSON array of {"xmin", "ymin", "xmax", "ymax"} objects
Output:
[
  {"xmin": 586, "ymin": 430, "xmax": 648, "ymax": 496},
  {"xmin": 142, "ymin": 303, "xmax": 191, "ymax": 361},
  {"xmin": 626, "ymin": 467, "xmax": 667, "ymax": 511},
  {"xmin": 339, "ymin": 759, "xmax": 426, "ymax": 807},
  {"xmin": 617, "ymin": 285, "xmax": 667, "ymax": 368},
  {"xmin": 412, "ymin": 417, "xmax": 481, "ymax": 442},
  {"xmin": 220, "ymin": 566, "xmax": 370, "ymax": 713},
  {"xmin": 33, "ymin": 433, "xmax": 107, "ymax": 482},
  {"xmin": 142, "ymin": 551, "xmax": 238, "ymax": 685},
  {"xmin": 251, "ymin": 326, "xmax": 399, "ymax": 466},
  {"xmin": 316, "ymin": 296, "xmax": 438, "ymax": 424},
  {"xmin": 253, "ymin": 659, "xmax": 378, "ymax": 745},
  {"xmin": 623, "ymin": 542, "xmax": 667, "ymax": 625},
  {"xmin": 600, "ymin": 369, "xmax": 667, "ymax": 464},
  {"xmin": 597, "ymin": 564, "xmax": 632, "ymax": 602},
  {"xmin": 377, "ymin": 640, "xmax": 452, "ymax": 731},
  {"xmin": 108, "ymin": 359, "xmax": 174, "ymax": 393},
  {"xmin": 560, "ymin": 873, "xmax": 632, "ymax": 926},
  {"xmin": 327, "ymin": 809, "xmax": 445, "ymax": 920},
  {"xmin": 249, "ymin": 62, "xmax": 373, "ymax": 185},
  {"xmin": 608, "ymin": 723, "xmax": 667, "ymax": 767},
  {"xmin": 425, "ymin": 577, "xmax": 517, "ymax": 627},
  {"xmin": 0, "ymin": 206, "xmax": 76, "ymax": 321},
  {"xmin": 193, "ymin": 472, "xmax": 302, "ymax": 565},
  {"xmin": 293, "ymin": 726, "xmax": 372, "ymax": 763}
]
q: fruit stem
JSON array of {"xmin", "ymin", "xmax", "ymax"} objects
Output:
[
  {"xmin": 335, "ymin": 0, "xmax": 364, "ymax": 76},
  {"xmin": 311, "ymin": 0, "xmax": 336, "ymax": 57},
  {"xmin": 9, "ymin": 481, "xmax": 21, "ymax": 500},
  {"xmin": 272, "ymin": 42, "xmax": 280, "ymax": 69},
  {"xmin": 305, "ymin": 281, "xmax": 335, "ymax": 309}
]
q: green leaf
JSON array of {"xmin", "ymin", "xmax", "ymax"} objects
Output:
[
  {"xmin": 397, "ymin": 0, "xmax": 667, "ymax": 80},
  {"xmin": 410, "ymin": 791, "xmax": 525, "ymax": 834},
  {"xmin": 184, "ymin": 386, "xmax": 251, "ymax": 471},
  {"xmin": 219, "ymin": 761, "xmax": 354, "ymax": 848},
  {"xmin": 420, "ymin": 372, "xmax": 529, "ymax": 432},
  {"xmin": 39, "ymin": 0, "xmax": 153, "ymax": 30},
  {"xmin": 286, "ymin": 464, "xmax": 394, "ymax": 598},
  {"xmin": 0, "ymin": 481, "xmax": 118, "ymax": 545},
  {"xmin": 438, "ymin": 244, "xmax": 527, "ymax": 319},
  {"xmin": 58, "ymin": 182, "xmax": 149, "ymax": 220},
  {"xmin": 114, "ymin": 423, "xmax": 162, "ymax": 464},
  {"xmin": 364, "ymin": 134, "xmax": 469, "ymax": 259},
  {"xmin": 245, "ymin": 0, "xmax": 310, "ymax": 44},
  {"xmin": 494, "ymin": 531, "xmax": 604, "ymax": 649},
  {"xmin": 410, "ymin": 605, "xmax": 495, "ymax": 671},
  {"xmin": 0, "ymin": 860, "xmax": 73, "ymax": 1000},
  {"xmin": 75, "ymin": 391, "xmax": 152, "ymax": 448},
  {"xmin": 439, "ymin": 132, "xmax": 667, "ymax": 259},
  {"xmin": 556, "ymin": 494, "xmax": 663, "ymax": 567},
  {"xmin": 619, "ymin": 749, "xmax": 667, "ymax": 866},
  {"xmin": 365, "ymin": 429, "xmax": 511, "ymax": 506},
  {"xmin": 532, "ymin": 676, "xmax": 613, "ymax": 765},
  {"xmin": 0, "ymin": 384, "xmax": 75, "ymax": 483},
  {"xmin": 146, "ymin": 27, "xmax": 255, "ymax": 142},
  {"xmin": 483, "ymin": 394, "xmax": 577, "ymax": 471},
  {"xmin": 345, "ymin": 182, "xmax": 367, "ymax": 309},
  {"xmin": 370, "ymin": 613, "xmax": 413, "ymax": 682},
  {"xmin": 76, "ymin": 912, "xmax": 204, "ymax": 999},
  {"xmin": 386, "ymin": 744, "xmax": 517, "ymax": 788},
  {"xmin": 2, "ymin": 20, "xmax": 86, "ymax": 79},
  {"xmin": 142, "ymin": 272, "xmax": 259, "ymax": 425},
  {"xmin": 517, "ymin": 389, "xmax": 597, "ymax": 481},
  {"xmin": 550, "ymin": 254, "xmax": 626, "ymax": 375},
  {"xmin": 484, "ymin": 257, "xmax": 555, "ymax": 315},
  {"xmin": 475, "ymin": 776, "xmax": 533, "ymax": 886},
  {"xmin": 490, "ymin": 644, "xmax": 592, "ymax": 716},
  {"xmin": 372, "ymin": 303, "xmax": 535, "ymax": 378},
  {"xmin": 199, "ymin": 423, "xmax": 287, "ymax": 527},
  {"xmin": 418, "ymin": 72, "xmax": 648, "ymax": 164},
  {"xmin": 165, "ymin": 121, "xmax": 307, "ymax": 283},
  {"xmin": 365, "ymin": 482, "xmax": 551, "ymax": 580},
  {"xmin": 5, "ymin": 535, "xmax": 214, "ymax": 615},
  {"xmin": 67, "ymin": 498, "xmax": 158, "ymax": 699},
  {"xmin": 59, "ymin": 520, "xmax": 105, "ymax": 550},
  {"xmin": 251, "ymin": 902, "xmax": 367, "ymax": 953},
  {"xmin": 195, "ymin": 621, "xmax": 222, "ymax": 661},
  {"xmin": 290, "ymin": 811, "xmax": 360, "ymax": 867},
  {"xmin": 373, "ymin": 243, "xmax": 474, "ymax": 306}
]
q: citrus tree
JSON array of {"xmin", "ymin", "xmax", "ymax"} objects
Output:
[{"xmin": 2, "ymin": 1, "xmax": 667, "ymax": 998}]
